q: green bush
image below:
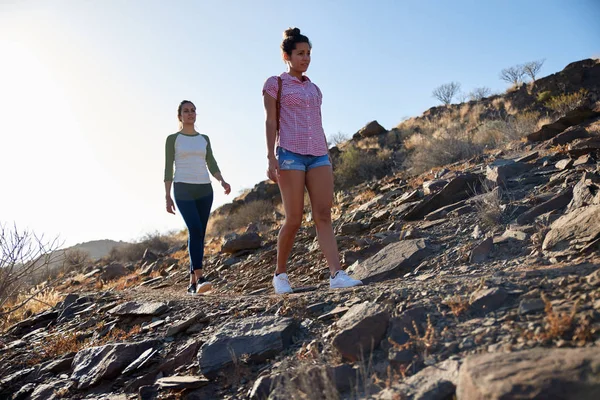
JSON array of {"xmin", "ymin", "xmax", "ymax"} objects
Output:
[
  {"xmin": 545, "ymin": 89, "xmax": 588, "ymax": 116},
  {"xmin": 536, "ymin": 91, "xmax": 551, "ymax": 103},
  {"xmin": 333, "ymin": 146, "xmax": 390, "ymax": 189}
]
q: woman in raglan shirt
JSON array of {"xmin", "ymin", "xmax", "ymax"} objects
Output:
[
  {"xmin": 262, "ymin": 28, "xmax": 363, "ymax": 294},
  {"xmin": 164, "ymin": 100, "xmax": 231, "ymax": 295}
]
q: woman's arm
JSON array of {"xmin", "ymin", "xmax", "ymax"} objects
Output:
[
  {"xmin": 164, "ymin": 134, "xmax": 177, "ymax": 214},
  {"xmin": 264, "ymin": 94, "xmax": 279, "ymax": 182}
]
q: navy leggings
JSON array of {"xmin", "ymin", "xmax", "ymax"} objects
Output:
[{"xmin": 173, "ymin": 183, "xmax": 213, "ymax": 274}]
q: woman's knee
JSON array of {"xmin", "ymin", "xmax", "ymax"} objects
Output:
[
  {"xmin": 282, "ymin": 215, "xmax": 302, "ymax": 232},
  {"xmin": 312, "ymin": 207, "xmax": 332, "ymax": 226}
]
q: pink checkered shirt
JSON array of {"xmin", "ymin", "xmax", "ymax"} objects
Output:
[{"xmin": 263, "ymin": 72, "xmax": 328, "ymax": 156}]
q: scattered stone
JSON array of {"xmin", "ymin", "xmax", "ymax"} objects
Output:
[
  {"xmin": 469, "ymin": 287, "xmax": 508, "ymax": 313},
  {"xmin": 71, "ymin": 340, "xmax": 159, "ymax": 389},
  {"xmin": 457, "ymin": 348, "xmax": 600, "ymax": 399},
  {"xmin": 516, "ymin": 188, "xmax": 573, "ymax": 225},
  {"xmin": 198, "ymin": 316, "xmax": 297, "ymax": 379},
  {"xmin": 221, "ymin": 232, "xmax": 262, "ymax": 254},
  {"xmin": 518, "ymin": 298, "xmax": 545, "ymax": 315},
  {"xmin": 470, "ymin": 237, "xmax": 493, "ymax": 263},
  {"xmin": 332, "ymin": 302, "xmax": 390, "ymax": 361},
  {"xmin": 108, "ymin": 302, "xmax": 168, "ymax": 316},
  {"xmin": 555, "ymin": 158, "xmax": 574, "ymax": 170},
  {"xmin": 486, "ymin": 159, "xmax": 533, "ymax": 185},
  {"xmin": 156, "ymin": 376, "xmax": 209, "ymax": 390},
  {"xmin": 165, "ymin": 311, "xmax": 206, "ymax": 337},
  {"xmin": 542, "ymin": 205, "xmax": 600, "ymax": 256},
  {"xmin": 353, "ymin": 239, "xmax": 434, "ymax": 284}
]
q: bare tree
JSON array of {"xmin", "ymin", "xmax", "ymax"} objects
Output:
[
  {"xmin": 499, "ymin": 65, "xmax": 526, "ymax": 86},
  {"xmin": 432, "ymin": 82, "xmax": 461, "ymax": 105},
  {"xmin": 63, "ymin": 248, "xmax": 91, "ymax": 272},
  {"xmin": 523, "ymin": 59, "xmax": 545, "ymax": 82},
  {"xmin": 469, "ymin": 87, "xmax": 492, "ymax": 101},
  {"xmin": 327, "ymin": 131, "xmax": 350, "ymax": 148},
  {"xmin": 0, "ymin": 224, "xmax": 61, "ymax": 317}
]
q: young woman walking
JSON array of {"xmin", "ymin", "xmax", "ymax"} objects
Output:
[
  {"xmin": 262, "ymin": 28, "xmax": 362, "ymax": 294},
  {"xmin": 164, "ymin": 100, "xmax": 231, "ymax": 294}
]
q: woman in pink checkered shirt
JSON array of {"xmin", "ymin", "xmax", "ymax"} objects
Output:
[{"xmin": 262, "ymin": 27, "xmax": 363, "ymax": 294}]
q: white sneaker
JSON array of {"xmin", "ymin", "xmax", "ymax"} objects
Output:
[
  {"xmin": 330, "ymin": 270, "xmax": 363, "ymax": 289},
  {"xmin": 273, "ymin": 273, "xmax": 293, "ymax": 294}
]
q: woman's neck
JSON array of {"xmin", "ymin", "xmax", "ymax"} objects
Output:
[
  {"xmin": 287, "ymin": 68, "xmax": 303, "ymax": 80},
  {"xmin": 180, "ymin": 124, "xmax": 196, "ymax": 135}
]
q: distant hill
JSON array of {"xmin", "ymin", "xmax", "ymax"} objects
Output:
[{"xmin": 67, "ymin": 239, "xmax": 130, "ymax": 261}]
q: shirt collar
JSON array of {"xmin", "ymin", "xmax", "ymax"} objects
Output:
[{"xmin": 281, "ymin": 72, "xmax": 311, "ymax": 83}]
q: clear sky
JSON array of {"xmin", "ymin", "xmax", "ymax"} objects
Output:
[{"xmin": 1, "ymin": 0, "xmax": 598, "ymax": 248}]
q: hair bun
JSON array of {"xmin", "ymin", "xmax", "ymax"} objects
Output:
[{"xmin": 283, "ymin": 27, "xmax": 301, "ymax": 38}]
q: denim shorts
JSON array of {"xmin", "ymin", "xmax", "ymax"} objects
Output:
[{"xmin": 277, "ymin": 147, "xmax": 331, "ymax": 172}]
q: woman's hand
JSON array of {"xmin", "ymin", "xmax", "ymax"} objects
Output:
[
  {"xmin": 166, "ymin": 196, "xmax": 176, "ymax": 214},
  {"xmin": 267, "ymin": 155, "xmax": 279, "ymax": 183},
  {"xmin": 221, "ymin": 181, "xmax": 231, "ymax": 195}
]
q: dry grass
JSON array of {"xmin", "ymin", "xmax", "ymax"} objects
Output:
[
  {"xmin": 473, "ymin": 185, "xmax": 504, "ymax": 228},
  {"xmin": 28, "ymin": 323, "xmax": 143, "ymax": 365},
  {"xmin": 0, "ymin": 288, "xmax": 63, "ymax": 332},
  {"xmin": 207, "ymin": 199, "xmax": 275, "ymax": 237},
  {"xmin": 389, "ymin": 315, "xmax": 437, "ymax": 358},
  {"xmin": 445, "ymin": 295, "xmax": 470, "ymax": 317},
  {"xmin": 334, "ymin": 146, "xmax": 392, "ymax": 189},
  {"xmin": 536, "ymin": 294, "xmax": 577, "ymax": 341}
]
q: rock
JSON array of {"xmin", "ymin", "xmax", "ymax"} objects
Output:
[
  {"xmin": 142, "ymin": 249, "xmax": 158, "ymax": 263},
  {"xmin": 403, "ymin": 173, "xmax": 481, "ymax": 220},
  {"xmin": 568, "ymin": 136, "xmax": 600, "ymax": 158},
  {"xmin": 165, "ymin": 311, "xmax": 206, "ymax": 337},
  {"xmin": 527, "ymin": 103, "xmax": 600, "ymax": 142},
  {"xmin": 100, "ymin": 262, "xmax": 128, "ymax": 281},
  {"xmin": 155, "ymin": 376, "xmax": 209, "ymax": 390},
  {"xmin": 514, "ymin": 151, "xmax": 539, "ymax": 163},
  {"xmin": 568, "ymin": 172, "xmax": 600, "ymax": 210},
  {"xmin": 122, "ymin": 348, "xmax": 158, "ymax": 375},
  {"xmin": 198, "ymin": 316, "xmax": 297, "ymax": 379},
  {"xmin": 41, "ymin": 352, "xmax": 76, "ymax": 373},
  {"xmin": 501, "ymin": 228, "xmax": 529, "ymax": 241},
  {"xmin": 486, "ymin": 159, "xmax": 533, "ymax": 185},
  {"xmin": 352, "ymin": 239, "xmax": 433, "ymax": 284},
  {"xmin": 550, "ymin": 125, "xmax": 590, "ymax": 145},
  {"xmin": 469, "ymin": 287, "xmax": 508, "ymax": 312},
  {"xmin": 518, "ymin": 298, "xmax": 545, "ymax": 315},
  {"xmin": 158, "ymin": 339, "xmax": 202, "ymax": 375},
  {"xmin": 424, "ymin": 200, "xmax": 466, "ymax": 221},
  {"xmin": 71, "ymin": 340, "xmax": 158, "ymax": 389},
  {"xmin": 138, "ymin": 385, "xmax": 159, "ymax": 400},
  {"xmin": 542, "ymin": 205, "xmax": 600, "ymax": 255},
  {"xmin": 555, "ymin": 158, "xmax": 574, "ymax": 170},
  {"xmin": 340, "ymin": 222, "xmax": 365, "ymax": 235},
  {"xmin": 387, "ymin": 307, "xmax": 428, "ymax": 347},
  {"xmin": 586, "ymin": 269, "xmax": 600, "ymax": 286},
  {"xmin": 423, "ymin": 179, "xmax": 448, "ymax": 195},
  {"xmin": 108, "ymin": 301, "xmax": 168, "ymax": 316},
  {"xmin": 221, "ymin": 232, "xmax": 262, "ymax": 254},
  {"xmin": 248, "ymin": 375, "xmax": 277, "ymax": 399},
  {"xmin": 457, "ymin": 348, "xmax": 600, "ymax": 399},
  {"xmin": 389, "ymin": 348, "xmax": 416, "ymax": 365},
  {"xmin": 469, "ymin": 237, "xmax": 493, "ymax": 263},
  {"xmin": 573, "ymin": 153, "xmax": 594, "ymax": 166},
  {"xmin": 354, "ymin": 120, "xmax": 387, "ymax": 138},
  {"xmin": 332, "ymin": 302, "xmax": 390, "ymax": 361},
  {"xmin": 376, "ymin": 359, "xmax": 461, "ymax": 400},
  {"xmin": 516, "ymin": 188, "xmax": 573, "ymax": 225}
]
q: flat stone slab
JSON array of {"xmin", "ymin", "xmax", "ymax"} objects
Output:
[
  {"xmin": 107, "ymin": 302, "xmax": 168, "ymax": 316},
  {"xmin": 198, "ymin": 316, "xmax": 297, "ymax": 379},
  {"xmin": 155, "ymin": 376, "xmax": 209, "ymax": 390},
  {"xmin": 457, "ymin": 348, "xmax": 600, "ymax": 399},
  {"xmin": 352, "ymin": 239, "xmax": 434, "ymax": 284}
]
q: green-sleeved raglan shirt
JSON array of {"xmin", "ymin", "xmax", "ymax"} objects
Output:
[{"xmin": 164, "ymin": 133, "xmax": 221, "ymax": 183}]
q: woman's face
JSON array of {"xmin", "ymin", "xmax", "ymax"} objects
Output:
[
  {"xmin": 179, "ymin": 103, "xmax": 196, "ymax": 124},
  {"xmin": 287, "ymin": 42, "xmax": 311, "ymax": 73}
]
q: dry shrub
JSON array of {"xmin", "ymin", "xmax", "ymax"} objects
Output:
[
  {"xmin": 445, "ymin": 295, "xmax": 469, "ymax": 317},
  {"xmin": 473, "ymin": 185, "xmax": 504, "ymax": 228},
  {"xmin": 1, "ymin": 288, "xmax": 62, "ymax": 332},
  {"xmin": 269, "ymin": 360, "xmax": 341, "ymax": 400},
  {"xmin": 29, "ymin": 331, "xmax": 82, "ymax": 365},
  {"xmin": 536, "ymin": 294, "xmax": 577, "ymax": 341},
  {"xmin": 545, "ymin": 89, "xmax": 588, "ymax": 117},
  {"xmin": 406, "ymin": 133, "xmax": 484, "ymax": 174},
  {"xmin": 334, "ymin": 146, "xmax": 391, "ymax": 189},
  {"xmin": 208, "ymin": 199, "xmax": 274, "ymax": 237},
  {"xmin": 389, "ymin": 315, "xmax": 437, "ymax": 358},
  {"xmin": 475, "ymin": 111, "xmax": 541, "ymax": 146},
  {"xmin": 109, "ymin": 231, "xmax": 173, "ymax": 262}
]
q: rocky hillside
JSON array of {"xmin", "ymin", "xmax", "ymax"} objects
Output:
[{"xmin": 1, "ymin": 64, "xmax": 600, "ymax": 400}]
